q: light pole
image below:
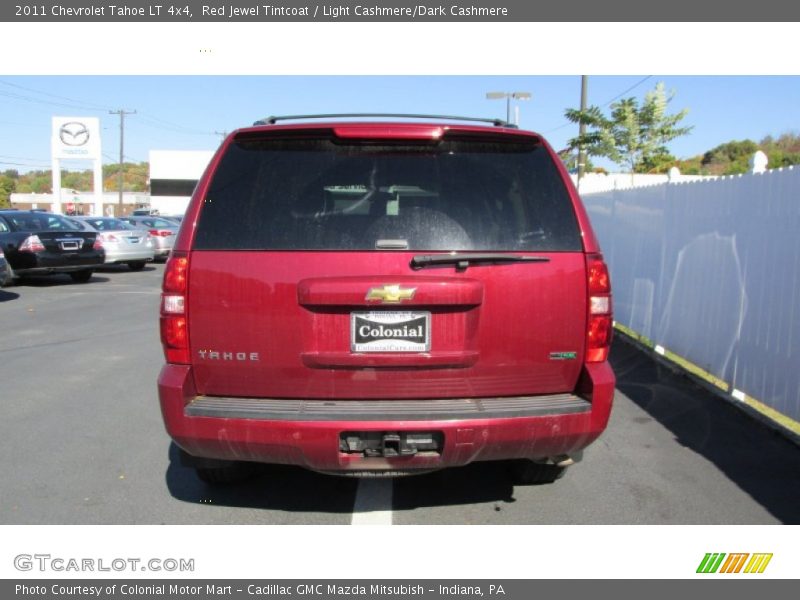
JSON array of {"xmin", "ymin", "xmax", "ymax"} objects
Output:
[{"xmin": 486, "ymin": 91, "xmax": 531, "ymax": 125}]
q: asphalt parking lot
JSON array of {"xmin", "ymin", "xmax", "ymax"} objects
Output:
[{"xmin": 1, "ymin": 264, "xmax": 798, "ymax": 525}]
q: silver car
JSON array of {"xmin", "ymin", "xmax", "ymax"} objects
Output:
[
  {"xmin": 75, "ymin": 217, "xmax": 155, "ymax": 270},
  {"xmin": 120, "ymin": 216, "xmax": 179, "ymax": 260}
]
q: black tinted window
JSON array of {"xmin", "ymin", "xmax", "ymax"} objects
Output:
[
  {"xmin": 194, "ymin": 137, "xmax": 582, "ymax": 251},
  {"xmin": 6, "ymin": 213, "xmax": 84, "ymax": 232},
  {"xmin": 84, "ymin": 218, "xmax": 133, "ymax": 231}
]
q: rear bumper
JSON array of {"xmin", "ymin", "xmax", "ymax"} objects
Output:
[
  {"xmin": 103, "ymin": 245, "xmax": 155, "ymax": 263},
  {"xmin": 10, "ymin": 250, "xmax": 104, "ymax": 274},
  {"xmin": 152, "ymin": 239, "xmax": 175, "ymax": 256},
  {"xmin": 158, "ymin": 362, "xmax": 615, "ymax": 473}
]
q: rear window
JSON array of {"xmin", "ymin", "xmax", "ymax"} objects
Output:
[
  {"xmin": 84, "ymin": 218, "xmax": 134, "ymax": 231},
  {"xmin": 127, "ymin": 217, "xmax": 176, "ymax": 228},
  {"xmin": 5, "ymin": 213, "xmax": 84, "ymax": 232},
  {"xmin": 194, "ymin": 136, "xmax": 582, "ymax": 252}
]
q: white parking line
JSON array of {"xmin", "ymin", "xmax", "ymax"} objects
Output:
[{"xmin": 351, "ymin": 478, "xmax": 393, "ymax": 525}]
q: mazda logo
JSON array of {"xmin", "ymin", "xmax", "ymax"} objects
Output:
[{"xmin": 59, "ymin": 122, "xmax": 90, "ymax": 146}]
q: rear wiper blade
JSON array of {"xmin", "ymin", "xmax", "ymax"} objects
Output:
[{"xmin": 411, "ymin": 253, "xmax": 550, "ymax": 270}]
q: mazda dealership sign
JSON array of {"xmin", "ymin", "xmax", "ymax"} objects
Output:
[
  {"xmin": 50, "ymin": 116, "xmax": 103, "ymax": 215},
  {"xmin": 52, "ymin": 116, "xmax": 100, "ymax": 159}
]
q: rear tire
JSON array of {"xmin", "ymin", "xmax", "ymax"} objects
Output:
[
  {"xmin": 508, "ymin": 460, "xmax": 567, "ymax": 485},
  {"xmin": 1, "ymin": 264, "xmax": 16, "ymax": 287},
  {"xmin": 127, "ymin": 261, "xmax": 146, "ymax": 271},
  {"xmin": 69, "ymin": 270, "xmax": 93, "ymax": 283},
  {"xmin": 195, "ymin": 463, "xmax": 255, "ymax": 485}
]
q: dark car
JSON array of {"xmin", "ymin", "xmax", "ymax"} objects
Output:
[
  {"xmin": 158, "ymin": 114, "xmax": 614, "ymax": 485},
  {"xmin": 0, "ymin": 247, "xmax": 8, "ymax": 287},
  {"xmin": 0, "ymin": 210, "xmax": 104, "ymax": 284}
]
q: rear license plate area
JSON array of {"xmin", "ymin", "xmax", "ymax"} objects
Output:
[
  {"xmin": 340, "ymin": 431, "xmax": 443, "ymax": 457},
  {"xmin": 350, "ymin": 311, "xmax": 430, "ymax": 352},
  {"xmin": 59, "ymin": 241, "xmax": 80, "ymax": 251}
]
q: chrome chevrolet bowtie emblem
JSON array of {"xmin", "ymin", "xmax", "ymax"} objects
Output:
[
  {"xmin": 59, "ymin": 122, "xmax": 90, "ymax": 146},
  {"xmin": 365, "ymin": 284, "xmax": 416, "ymax": 304}
]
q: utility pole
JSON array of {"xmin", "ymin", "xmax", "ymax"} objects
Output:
[
  {"xmin": 577, "ymin": 76, "xmax": 588, "ymax": 188},
  {"xmin": 109, "ymin": 109, "xmax": 136, "ymax": 214}
]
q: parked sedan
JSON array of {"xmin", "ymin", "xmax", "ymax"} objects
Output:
[
  {"xmin": 0, "ymin": 210, "xmax": 104, "ymax": 284},
  {"xmin": 120, "ymin": 216, "xmax": 179, "ymax": 260},
  {"xmin": 74, "ymin": 217, "xmax": 155, "ymax": 270}
]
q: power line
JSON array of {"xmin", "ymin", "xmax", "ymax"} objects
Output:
[
  {"xmin": 543, "ymin": 120, "xmax": 576, "ymax": 135},
  {"xmin": 0, "ymin": 88, "xmax": 107, "ymax": 113},
  {"xmin": 543, "ymin": 75, "xmax": 654, "ymax": 134},
  {"xmin": 0, "ymin": 154, "xmax": 49, "ymax": 161},
  {"xmin": 0, "ymin": 79, "xmax": 114, "ymax": 112},
  {"xmin": 0, "ymin": 160, "xmax": 51, "ymax": 168},
  {"xmin": 0, "ymin": 79, "xmax": 215, "ymax": 137},
  {"xmin": 137, "ymin": 112, "xmax": 216, "ymax": 136},
  {"xmin": 102, "ymin": 152, "xmax": 145, "ymax": 164},
  {"xmin": 600, "ymin": 75, "xmax": 653, "ymax": 107}
]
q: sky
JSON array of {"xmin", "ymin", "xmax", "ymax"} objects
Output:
[{"xmin": 2, "ymin": 75, "xmax": 799, "ymax": 174}]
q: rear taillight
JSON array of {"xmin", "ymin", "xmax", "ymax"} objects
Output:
[
  {"xmin": 586, "ymin": 254, "xmax": 613, "ymax": 363},
  {"xmin": 160, "ymin": 252, "xmax": 190, "ymax": 364},
  {"xmin": 150, "ymin": 229, "xmax": 174, "ymax": 237},
  {"xmin": 19, "ymin": 235, "xmax": 45, "ymax": 253},
  {"xmin": 93, "ymin": 236, "xmax": 104, "ymax": 251},
  {"xmin": 100, "ymin": 233, "xmax": 119, "ymax": 243}
]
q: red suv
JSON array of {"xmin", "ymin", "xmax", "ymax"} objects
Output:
[{"xmin": 158, "ymin": 114, "xmax": 614, "ymax": 484}]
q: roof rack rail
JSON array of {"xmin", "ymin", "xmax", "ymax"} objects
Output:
[{"xmin": 253, "ymin": 113, "xmax": 516, "ymax": 128}]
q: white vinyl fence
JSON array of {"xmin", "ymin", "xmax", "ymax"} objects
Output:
[{"xmin": 583, "ymin": 166, "xmax": 800, "ymax": 426}]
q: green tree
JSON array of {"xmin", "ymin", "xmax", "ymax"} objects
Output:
[
  {"xmin": 0, "ymin": 174, "xmax": 16, "ymax": 207},
  {"xmin": 62, "ymin": 170, "xmax": 93, "ymax": 191},
  {"xmin": 16, "ymin": 170, "xmax": 51, "ymax": 193},
  {"xmin": 637, "ymin": 150, "xmax": 677, "ymax": 174},
  {"xmin": 701, "ymin": 139, "xmax": 758, "ymax": 174},
  {"xmin": 103, "ymin": 162, "xmax": 149, "ymax": 192},
  {"xmin": 760, "ymin": 133, "xmax": 800, "ymax": 169},
  {"xmin": 11, "ymin": 162, "xmax": 150, "ymax": 194},
  {"xmin": 564, "ymin": 82, "xmax": 693, "ymax": 176}
]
